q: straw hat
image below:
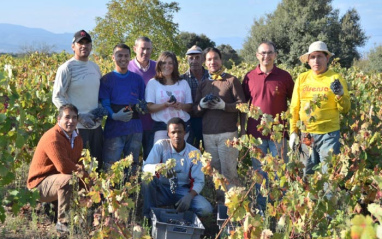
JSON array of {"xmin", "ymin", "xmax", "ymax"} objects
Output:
[{"xmin": 299, "ymin": 41, "xmax": 334, "ymax": 63}]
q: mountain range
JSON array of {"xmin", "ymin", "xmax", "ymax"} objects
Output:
[
  {"xmin": 0, "ymin": 23, "xmax": 244, "ymax": 54},
  {"xmin": 0, "ymin": 23, "xmax": 75, "ymax": 53}
]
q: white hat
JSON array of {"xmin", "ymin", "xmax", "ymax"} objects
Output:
[
  {"xmin": 299, "ymin": 41, "xmax": 334, "ymax": 63},
  {"xmin": 186, "ymin": 45, "xmax": 203, "ymax": 55}
]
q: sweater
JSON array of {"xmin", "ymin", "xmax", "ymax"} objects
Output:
[
  {"xmin": 52, "ymin": 57, "xmax": 102, "ymax": 129},
  {"xmin": 27, "ymin": 124, "xmax": 83, "ymax": 189},
  {"xmin": 194, "ymin": 73, "xmax": 246, "ymax": 134}
]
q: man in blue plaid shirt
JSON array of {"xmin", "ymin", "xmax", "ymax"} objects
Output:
[{"xmin": 180, "ymin": 45, "xmax": 209, "ymax": 148}]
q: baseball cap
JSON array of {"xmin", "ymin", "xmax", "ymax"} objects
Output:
[
  {"xmin": 72, "ymin": 30, "xmax": 92, "ymax": 43},
  {"xmin": 186, "ymin": 45, "xmax": 203, "ymax": 55}
]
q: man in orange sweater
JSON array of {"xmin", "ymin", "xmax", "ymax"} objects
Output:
[{"xmin": 27, "ymin": 104, "xmax": 85, "ymax": 233}]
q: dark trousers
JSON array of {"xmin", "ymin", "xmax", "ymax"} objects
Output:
[{"xmin": 78, "ymin": 126, "xmax": 104, "ymax": 170}]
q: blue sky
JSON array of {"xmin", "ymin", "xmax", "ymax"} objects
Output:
[{"xmin": 0, "ymin": 0, "xmax": 380, "ymax": 55}]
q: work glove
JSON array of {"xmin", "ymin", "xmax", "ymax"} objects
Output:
[
  {"xmin": 199, "ymin": 97, "xmax": 211, "ymax": 109},
  {"xmin": 289, "ymin": 132, "xmax": 298, "ymax": 150},
  {"xmin": 210, "ymin": 97, "xmax": 225, "ymax": 110},
  {"xmin": 112, "ymin": 108, "xmax": 133, "ymax": 122},
  {"xmin": 175, "ymin": 193, "xmax": 194, "ymax": 212},
  {"xmin": 330, "ymin": 79, "xmax": 344, "ymax": 96},
  {"xmin": 78, "ymin": 113, "xmax": 96, "ymax": 128}
]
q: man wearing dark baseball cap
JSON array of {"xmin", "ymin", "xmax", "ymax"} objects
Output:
[
  {"xmin": 180, "ymin": 45, "xmax": 209, "ymax": 148},
  {"xmin": 53, "ymin": 29, "xmax": 104, "ymax": 171},
  {"xmin": 72, "ymin": 29, "xmax": 92, "ymax": 43}
]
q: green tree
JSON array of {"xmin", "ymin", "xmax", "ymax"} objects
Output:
[
  {"xmin": 241, "ymin": 0, "xmax": 367, "ymax": 68},
  {"xmin": 176, "ymin": 31, "xmax": 215, "ymax": 54},
  {"xmin": 354, "ymin": 44, "xmax": 382, "ymax": 73},
  {"xmin": 217, "ymin": 44, "xmax": 242, "ymax": 69},
  {"xmin": 91, "ymin": 0, "xmax": 180, "ymax": 58}
]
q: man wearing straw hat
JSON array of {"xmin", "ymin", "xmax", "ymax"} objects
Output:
[{"xmin": 289, "ymin": 41, "xmax": 350, "ymax": 175}]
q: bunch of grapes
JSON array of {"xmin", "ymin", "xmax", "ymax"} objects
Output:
[
  {"xmin": 134, "ymin": 99, "xmax": 148, "ymax": 114},
  {"xmin": 203, "ymin": 93, "xmax": 219, "ymax": 102},
  {"xmin": 169, "ymin": 176, "xmax": 178, "ymax": 194},
  {"xmin": 167, "ymin": 219, "xmax": 192, "ymax": 226},
  {"xmin": 90, "ymin": 107, "xmax": 108, "ymax": 120},
  {"xmin": 168, "ymin": 95, "xmax": 177, "ymax": 103},
  {"xmin": 330, "ymin": 79, "xmax": 342, "ymax": 95}
]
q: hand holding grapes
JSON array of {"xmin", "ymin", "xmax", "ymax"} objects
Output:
[{"xmin": 330, "ymin": 79, "xmax": 344, "ymax": 96}]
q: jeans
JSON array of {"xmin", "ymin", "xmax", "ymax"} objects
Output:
[
  {"xmin": 142, "ymin": 177, "xmax": 213, "ymax": 218},
  {"xmin": 142, "ymin": 130, "xmax": 154, "ymax": 161},
  {"xmin": 102, "ymin": 133, "xmax": 142, "ymax": 173},
  {"xmin": 203, "ymin": 131, "xmax": 239, "ymax": 189},
  {"xmin": 304, "ymin": 130, "xmax": 340, "ymax": 175},
  {"xmin": 252, "ymin": 138, "xmax": 288, "ymax": 211},
  {"xmin": 79, "ymin": 126, "xmax": 104, "ymax": 170}
]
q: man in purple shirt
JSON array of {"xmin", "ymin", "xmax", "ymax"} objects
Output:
[
  {"xmin": 242, "ymin": 41, "xmax": 294, "ymax": 211},
  {"xmin": 128, "ymin": 37, "xmax": 157, "ymax": 160}
]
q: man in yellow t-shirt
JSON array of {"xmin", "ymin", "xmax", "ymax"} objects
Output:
[{"xmin": 289, "ymin": 41, "xmax": 350, "ymax": 174}]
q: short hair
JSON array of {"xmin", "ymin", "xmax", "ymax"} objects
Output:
[
  {"xmin": 167, "ymin": 117, "xmax": 186, "ymax": 131},
  {"xmin": 58, "ymin": 104, "xmax": 78, "ymax": 118},
  {"xmin": 113, "ymin": 43, "xmax": 131, "ymax": 55},
  {"xmin": 203, "ymin": 47, "xmax": 222, "ymax": 60},
  {"xmin": 135, "ymin": 36, "xmax": 152, "ymax": 45},
  {"xmin": 154, "ymin": 51, "xmax": 180, "ymax": 85},
  {"xmin": 258, "ymin": 40, "xmax": 277, "ymax": 53}
]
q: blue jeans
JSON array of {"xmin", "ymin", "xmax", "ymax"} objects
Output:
[
  {"xmin": 102, "ymin": 133, "xmax": 142, "ymax": 173},
  {"xmin": 304, "ymin": 130, "xmax": 340, "ymax": 175},
  {"xmin": 252, "ymin": 138, "xmax": 288, "ymax": 211},
  {"xmin": 142, "ymin": 130, "xmax": 154, "ymax": 161},
  {"xmin": 142, "ymin": 177, "xmax": 213, "ymax": 218}
]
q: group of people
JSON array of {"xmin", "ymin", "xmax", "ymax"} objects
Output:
[{"xmin": 26, "ymin": 29, "xmax": 350, "ymax": 232}]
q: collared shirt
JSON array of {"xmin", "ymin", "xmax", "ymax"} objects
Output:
[
  {"xmin": 57, "ymin": 123, "xmax": 79, "ymax": 149},
  {"xmin": 242, "ymin": 65, "xmax": 294, "ymax": 139},
  {"xmin": 143, "ymin": 139, "xmax": 204, "ymax": 194},
  {"xmin": 134, "ymin": 58, "xmax": 151, "ymax": 72},
  {"xmin": 180, "ymin": 68, "xmax": 209, "ymax": 102}
]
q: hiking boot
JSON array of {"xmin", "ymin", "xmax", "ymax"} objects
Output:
[{"xmin": 56, "ymin": 222, "xmax": 69, "ymax": 233}]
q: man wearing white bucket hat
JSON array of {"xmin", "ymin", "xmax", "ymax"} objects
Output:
[{"xmin": 289, "ymin": 41, "xmax": 350, "ymax": 175}]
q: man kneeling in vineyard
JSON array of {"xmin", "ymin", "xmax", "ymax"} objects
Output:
[
  {"xmin": 289, "ymin": 41, "xmax": 350, "ymax": 175},
  {"xmin": 142, "ymin": 117, "xmax": 213, "ymax": 219},
  {"xmin": 27, "ymin": 104, "xmax": 87, "ymax": 233}
]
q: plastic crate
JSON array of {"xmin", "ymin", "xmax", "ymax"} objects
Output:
[
  {"xmin": 217, "ymin": 204, "xmax": 237, "ymax": 236},
  {"xmin": 150, "ymin": 208, "xmax": 205, "ymax": 239}
]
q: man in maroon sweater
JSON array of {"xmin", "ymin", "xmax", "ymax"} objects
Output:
[
  {"xmin": 27, "ymin": 104, "xmax": 85, "ymax": 233},
  {"xmin": 241, "ymin": 41, "xmax": 294, "ymax": 211}
]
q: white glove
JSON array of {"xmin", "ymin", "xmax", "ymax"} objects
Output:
[
  {"xmin": 112, "ymin": 108, "xmax": 133, "ymax": 122},
  {"xmin": 78, "ymin": 113, "xmax": 96, "ymax": 128},
  {"xmin": 199, "ymin": 97, "xmax": 210, "ymax": 109},
  {"xmin": 289, "ymin": 132, "xmax": 298, "ymax": 149},
  {"xmin": 210, "ymin": 97, "xmax": 225, "ymax": 110}
]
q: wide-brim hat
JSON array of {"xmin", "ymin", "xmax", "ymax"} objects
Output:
[{"xmin": 299, "ymin": 41, "xmax": 334, "ymax": 63}]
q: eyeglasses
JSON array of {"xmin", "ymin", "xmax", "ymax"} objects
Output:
[{"xmin": 257, "ymin": 51, "xmax": 275, "ymax": 56}]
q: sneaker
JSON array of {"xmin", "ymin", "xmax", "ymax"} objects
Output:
[{"xmin": 56, "ymin": 222, "xmax": 69, "ymax": 233}]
